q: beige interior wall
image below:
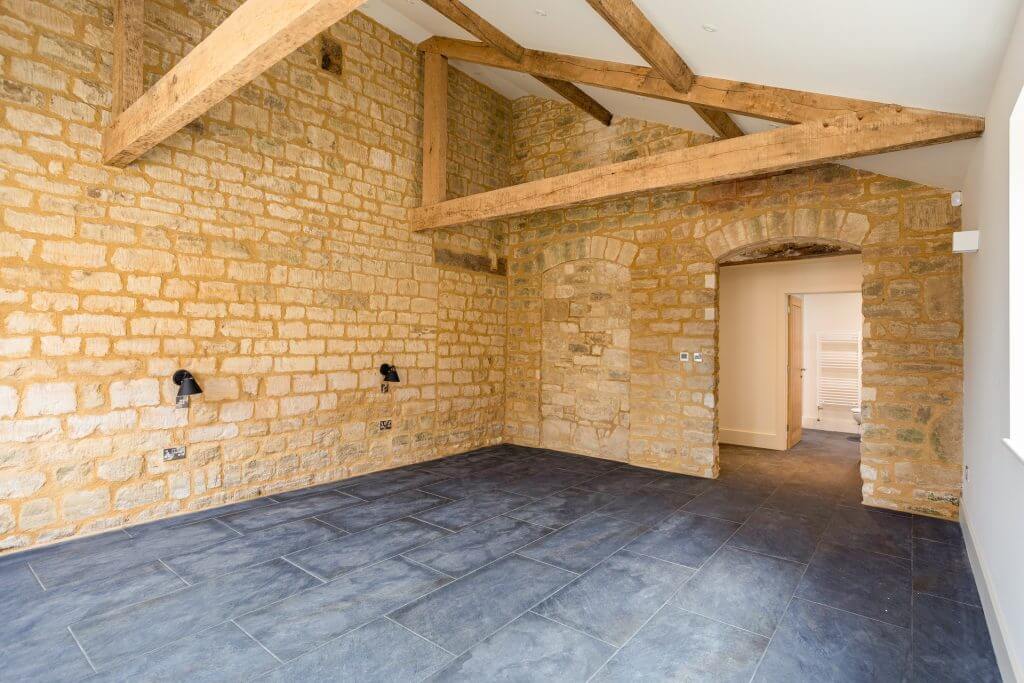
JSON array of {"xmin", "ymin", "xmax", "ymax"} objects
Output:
[
  {"xmin": 802, "ymin": 292, "xmax": 864, "ymax": 433},
  {"xmin": 0, "ymin": 1, "xmax": 511, "ymax": 552},
  {"xmin": 719, "ymin": 255, "xmax": 862, "ymax": 450}
]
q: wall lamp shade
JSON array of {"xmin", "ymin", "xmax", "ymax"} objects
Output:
[
  {"xmin": 173, "ymin": 370, "xmax": 203, "ymax": 398},
  {"xmin": 379, "ymin": 364, "xmax": 400, "ymax": 382}
]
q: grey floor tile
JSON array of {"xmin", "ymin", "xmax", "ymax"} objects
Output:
[
  {"xmin": 504, "ymin": 488, "xmax": 617, "ymax": 529},
  {"xmin": 390, "ymin": 554, "xmax": 575, "ymax": 654},
  {"xmin": 824, "ymin": 505, "xmax": 913, "ymax": 558},
  {"xmin": 910, "ymin": 592, "xmax": 1000, "ymax": 683},
  {"xmin": 343, "ymin": 469, "xmax": 449, "ymax": 500},
  {"xmin": 70, "ymin": 558, "xmax": 320, "ymax": 669},
  {"xmin": 540, "ymin": 454, "xmax": 622, "ymax": 477},
  {"xmin": 0, "ymin": 561, "xmax": 185, "ymax": 644},
  {"xmin": 420, "ymin": 473, "xmax": 506, "ymax": 500},
  {"xmin": 237, "ymin": 556, "xmax": 451, "ymax": 661},
  {"xmin": 673, "ymin": 546, "xmax": 805, "ymax": 637},
  {"xmin": 682, "ymin": 485, "xmax": 769, "ymax": 523},
  {"xmin": 317, "ymin": 489, "xmax": 448, "ymax": 532},
  {"xmin": 912, "ymin": 516, "xmax": 964, "ymax": 546},
  {"xmin": 641, "ymin": 472, "xmax": 714, "ymax": 496},
  {"xmin": 217, "ymin": 492, "xmax": 362, "ymax": 534},
  {"xmin": 430, "ymin": 611, "xmax": 613, "ymax": 682},
  {"xmin": 286, "ymin": 518, "xmax": 448, "ymax": 581},
  {"xmin": 403, "ymin": 515, "xmax": 551, "ymax": 577},
  {"xmin": 0, "ymin": 627, "xmax": 95, "ymax": 681},
  {"xmin": 2, "ymin": 529, "xmax": 132, "ymax": 570},
  {"xmin": 414, "ymin": 490, "xmax": 531, "ymax": 531},
  {"xmin": 89, "ymin": 621, "xmax": 277, "ymax": 682},
  {"xmin": 596, "ymin": 489, "xmax": 694, "ymax": 527},
  {"xmin": 578, "ymin": 468, "xmax": 664, "ymax": 495},
  {"xmin": 727, "ymin": 507, "xmax": 827, "ymax": 563},
  {"xmin": 912, "ymin": 538, "xmax": 981, "ymax": 605},
  {"xmin": 270, "ymin": 481, "xmax": 350, "ymax": 501},
  {"xmin": 753, "ymin": 598, "xmax": 910, "ymax": 682},
  {"xmin": 797, "ymin": 541, "xmax": 912, "ymax": 627},
  {"xmin": 519, "ymin": 513, "xmax": 645, "ymax": 573},
  {"xmin": 123, "ymin": 497, "xmax": 278, "ymax": 536},
  {"xmin": 628, "ymin": 511, "xmax": 739, "ymax": 568},
  {"xmin": 761, "ymin": 488, "xmax": 838, "ymax": 519},
  {"xmin": 0, "ymin": 562, "xmax": 43, "ymax": 606},
  {"xmin": 30, "ymin": 520, "xmax": 241, "ymax": 589},
  {"xmin": 535, "ymin": 550, "xmax": 693, "ymax": 646},
  {"xmin": 164, "ymin": 518, "xmax": 341, "ymax": 583},
  {"xmin": 495, "ymin": 467, "xmax": 593, "ymax": 498},
  {"xmin": 260, "ymin": 617, "xmax": 451, "ymax": 682},
  {"xmin": 593, "ymin": 605, "xmax": 767, "ymax": 682}
]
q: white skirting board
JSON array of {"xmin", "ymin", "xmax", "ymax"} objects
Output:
[
  {"xmin": 801, "ymin": 416, "xmax": 859, "ymax": 434},
  {"xmin": 961, "ymin": 504, "xmax": 1022, "ymax": 682}
]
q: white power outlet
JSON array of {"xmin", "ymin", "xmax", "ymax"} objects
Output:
[
  {"xmin": 679, "ymin": 352, "xmax": 689, "ymax": 362},
  {"xmin": 163, "ymin": 446, "xmax": 186, "ymax": 461}
]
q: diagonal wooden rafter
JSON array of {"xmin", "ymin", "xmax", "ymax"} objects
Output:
[
  {"xmin": 408, "ymin": 106, "xmax": 984, "ymax": 231},
  {"xmin": 418, "ymin": 37, "xmax": 897, "ymax": 125},
  {"xmin": 584, "ymin": 0, "xmax": 742, "ymax": 138},
  {"xmin": 103, "ymin": 0, "xmax": 368, "ymax": 166},
  {"xmin": 418, "ymin": 0, "xmax": 612, "ymax": 126}
]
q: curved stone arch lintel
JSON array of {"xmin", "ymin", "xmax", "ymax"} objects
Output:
[
  {"xmin": 537, "ymin": 235, "xmax": 640, "ymax": 274},
  {"xmin": 716, "ymin": 236, "xmax": 862, "ymax": 266},
  {"xmin": 703, "ymin": 209, "xmax": 871, "ymax": 261}
]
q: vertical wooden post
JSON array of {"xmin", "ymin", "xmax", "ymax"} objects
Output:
[
  {"xmin": 111, "ymin": 0, "xmax": 145, "ymax": 117},
  {"xmin": 422, "ymin": 51, "xmax": 448, "ymax": 206}
]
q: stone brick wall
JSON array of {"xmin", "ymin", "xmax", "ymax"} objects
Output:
[
  {"xmin": 0, "ymin": 0, "xmax": 510, "ymax": 551},
  {"xmin": 505, "ymin": 97, "xmax": 964, "ymax": 519}
]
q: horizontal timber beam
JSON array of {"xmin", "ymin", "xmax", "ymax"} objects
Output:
[
  {"xmin": 419, "ymin": 37, "xmax": 899, "ymax": 125},
  {"xmin": 409, "ymin": 106, "xmax": 983, "ymax": 231},
  {"xmin": 103, "ymin": 0, "xmax": 367, "ymax": 166}
]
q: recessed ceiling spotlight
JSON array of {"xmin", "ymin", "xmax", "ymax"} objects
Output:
[
  {"xmin": 702, "ymin": 24, "xmax": 718, "ymax": 33},
  {"xmin": 535, "ymin": 9, "xmax": 548, "ymax": 17}
]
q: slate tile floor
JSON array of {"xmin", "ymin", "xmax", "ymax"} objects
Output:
[{"xmin": 0, "ymin": 430, "xmax": 1001, "ymax": 682}]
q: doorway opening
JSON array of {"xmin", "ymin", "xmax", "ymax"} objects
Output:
[{"xmin": 718, "ymin": 251, "xmax": 863, "ymax": 452}]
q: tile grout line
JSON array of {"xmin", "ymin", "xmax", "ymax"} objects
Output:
[
  {"xmin": 383, "ymin": 615, "xmax": 458, "ymax": 657},
  {"xmin": 231, "ymin": 618, "xmax": 284, "ymax": 664},
  {"xmin": 527, "ymin": 609, "xmax": 619, "ymax": 649},
  {"xmin": 25, "ymin": 561, "xmax": 47, "ymax": 591},
  {"xmin": 157, "ymin": 558, "xmax": 192, "ymax": 586},
  {"xmin": 279, "ymin": 555, "xmax": 327, "ymax": 583},
  {"xmin": 67, "ymin": 624, "xmax": 99, "ymax": 673}
]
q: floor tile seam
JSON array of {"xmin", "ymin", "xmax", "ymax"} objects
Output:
[
  {"xmin": 909, "ymin": 533, "xmax": 964, "ymax": 548},
  {"xmin": 499, "ymin": 512, "xmax": 560, "ymax": 532},
  {"xmin": 792, "ymin": 596, "xmax": 912, "ymax": 631},
  {"xmin": 398, "ymin": 554, "xmax": 457, "ymax": 580},
  {"xmin": 911, "ymin": 587, "xmax": 983, "ymax": 609},
  {"xmin": 423, "ymin": 553, "xmax": 593, "ymax": 660},
  {"xmin": 25, "ymin": 561, "xmax": 46, "ymax": 591},
  {"xmin": 156, "ymin": 557, "xmax": 192, "ymax": 587},
  {"xmin": 814, "ymin": 537, "xmax": 913, "ymax": 563},
  {"xmin": 620, "ymin": 548, "xmax": 702, "ymax": 572},
  {"xmin": 526, "ymin": 609, "xmax": 619, "ymax": 649},
  {"xmin": 667, "ymin": 602, "xmax": 774, "ymax": 641},
  {"xmin": 66, "ymin": 623, "xmax": 98, "ymax": 673},
  {"xmin": 512, "ymin": 551, "xmax": 582, "ymax": 576},
  {"xmin": 209, "ymin": 516, "xmax": 246, "ymax": 537},
  {"xmin": 217, "ymin": 496, "xmax": 369, "ymax": 533},
  {"xmin": 744, "ymin": 550, "xmax": 813, "ymax": 683},
  {"xmin": 77, "ymin": 615, "xmax": 249, "ymax": 674},
  {"xmin": 382, "ymin": 614, "xmax": 459, "ymax": 658},
  {"xmin": 230, "ymin": 618, "xmax": 284, "ymax": 665}
]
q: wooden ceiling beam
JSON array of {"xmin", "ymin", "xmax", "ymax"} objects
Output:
[
  {"xmin": 103, "ymin": 0, "xmax": 367, "ymax": 166},
  {"xmin": 585, "ymin": 0, "xmax": 694, "ymax": 92},
  {"xmin": 111, "ymin": 0, "xmax": 145, "ymax": 118},
  {"xmin": 419, "ymin": 37, "xmax": 898, "ymax": 125},
  {"xmin": 417, "ymin": 0, "xmax": 612, "ymax": 126},
  {"xmin": 584, "ymin": 0, "xmax": 742, "ymax": 138},
  {"xmin": 408, "ymin": 106, "xmax": 984, "ymax": 231}
]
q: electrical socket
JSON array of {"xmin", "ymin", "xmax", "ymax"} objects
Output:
[
  {"xmin": 380, "ymin": 383, "xmax": 389, "ymax": 393},
  {"xmin": 693, "ymin": 352, "xmax": 704, "ymax": 362},
  {"xmin": 679, "ymin": 352, "xmax": 690, "ymax": 362},
  {"xmin": 163, "ymin": 446, "xmax": 186, "ymax": 462},
  {"xmin": 379, "ymin": 419, "xmax": 392, "ymax": 431}
]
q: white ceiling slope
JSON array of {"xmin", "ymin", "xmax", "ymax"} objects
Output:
[{"xmin": 362, "ymin": 0, "xmax": 1022, "ymax": 190}]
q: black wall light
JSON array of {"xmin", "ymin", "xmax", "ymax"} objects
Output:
[
  {"xmin": 379, "ymin": 364, "xmax": 400, "ymax": 383},
  {"xmin": 173, "ymin": 370, "xmax": 203, "ymax": 408}
]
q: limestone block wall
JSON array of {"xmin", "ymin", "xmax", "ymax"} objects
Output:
[
  {"xmin": 506, "ymin": 98, "xmax": 965, "ymax": 519},
  {"xmin": 0, "ymin": 0, "xmax": 510, "ymax": 551}
]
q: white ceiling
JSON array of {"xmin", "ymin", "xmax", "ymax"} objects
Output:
[{"xmin": 362, "ymin": 0, "xmax": 1022, "ymax": 190}]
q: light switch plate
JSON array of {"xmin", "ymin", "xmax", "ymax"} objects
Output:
[
  {"xmin": 679, "ymin": 352, "xmax": 689, "ymax": 361},
  {"xmin": 163, "ymin": 446, "xmax": 186, "ymax": 462},
  {"xmin": 693, "ymin": 352, "xmax": 703, "ymax": 362}
]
